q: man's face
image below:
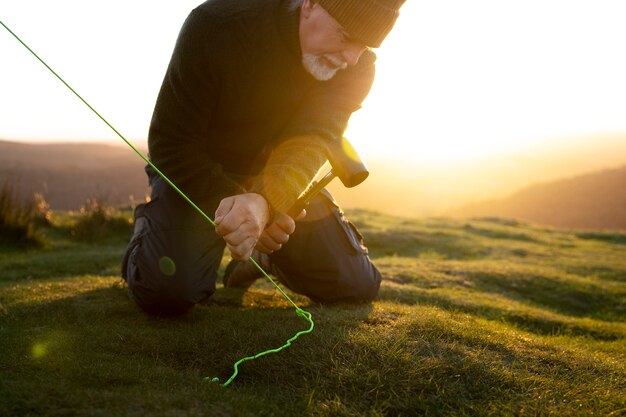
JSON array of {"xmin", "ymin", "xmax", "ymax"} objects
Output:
[{"xmin": 299, "ymin": 0, "xmax": 368, "ymax": 81}]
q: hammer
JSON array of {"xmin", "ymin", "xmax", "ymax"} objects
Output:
[{"xmin": 288, "ymin": 137, "xmax": 369, "ymax": 217}]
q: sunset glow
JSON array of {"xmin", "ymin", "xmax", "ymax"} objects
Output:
[
  {"xmin": 1, "ymin": 0, "xmax": 626, "ymax": 167},
  {"xmin": 348, "ymin": 0, "xmax": 626, "ymax": 164}
]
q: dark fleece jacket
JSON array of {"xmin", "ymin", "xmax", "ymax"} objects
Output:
[{"xmin": 148, "ymin": 0, "xmax": 376, "ymax": 218}]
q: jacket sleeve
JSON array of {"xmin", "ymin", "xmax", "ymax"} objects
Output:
[
  {"xmin": 148, "ymin": 8, "xmax": 245, "ymax": 218},
  {"xmin": 250, "ymin": 51, "xmax": 377, "ymax": 215},
  {"xmin": 284, "ymin": 50, "xmax": 377, "ymax": 141}
]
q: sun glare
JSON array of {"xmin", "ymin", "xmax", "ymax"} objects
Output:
[
  {"xmin": 1, "ymin": 0, "xmax": 625, "ymax": 168},
  {"xmin": 345, "ymin": 0, "xmax": 626, "ymax": 166}
]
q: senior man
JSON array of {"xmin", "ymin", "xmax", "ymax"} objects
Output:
[{"xmin": 122, "ymin": 0, "xmax": 405, "ymax": 315}]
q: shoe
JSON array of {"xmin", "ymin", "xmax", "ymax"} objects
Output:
[{"xmin": 223, "ymin": 250, "xmax": 273, "ymax": 289}]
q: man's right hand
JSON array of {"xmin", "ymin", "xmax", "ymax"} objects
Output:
[
  {"xmin": 255, "ymin": 210, "xmax": 306, "ymax": 254},
  {"xmin": 214, "ymin": 193, "xmax": 270, "ymax": 261}
]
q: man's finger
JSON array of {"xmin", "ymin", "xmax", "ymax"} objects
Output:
[
  {"xmin": 258, "ymin": 231, "xmax": 284, "ymax": 250},
  {"xmin": 222, "ymin": 228, "xmax": 249, "ymax": 247},
  {"xmin": 273, "ymin": 214, "xmax": 296, "ymax": 235},
  {"xmin": 229, "ymin": 236, "xmax": 257, "ymax": 260},
  {"xmin": 222, "ymin": 218, "xmax": 266, "ymax": 246},
  {"xmin": 264, "ymin": 225, "xmax": 290, "ymax": 245},
  {"xmin": 216, "ymin": 210, "xmax": 258, "ymax": 238},
  {"xmin": 214, "ymin": 197, "xmax": 235, "ymax": 224},
  {"xmin": 255, "ymin": 241, "xmax": 275, "ymax": 254},
  {"xmin": 215, "ymin": 214, "xmax": 241, "ymax": 237}
]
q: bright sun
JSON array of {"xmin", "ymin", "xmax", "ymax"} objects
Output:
[
  {"xmin": 0, "ymin": 0, "xmax": 625, "ymax": 164},
  {"xmin": 345, "ymin": 0, "xmax": 626, "ymax": 165}
]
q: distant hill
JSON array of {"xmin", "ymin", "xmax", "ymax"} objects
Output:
[
  {"xmin": 2, "ymin": 139, "xmax": 626, "ymax": 231},
  {"xmin": 0, "ymin": 140, "xmax": 149, "ymax": 210},
  {"xmin": 446, "ymin": 166, "xmax": 626, "ymax": 230},
  {"xmin": 330, "ymin": 133, "xmax": 626, "ymax": 218}
]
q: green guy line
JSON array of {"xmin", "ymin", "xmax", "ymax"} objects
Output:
[{"xmin": 0, "ymin": 18, "xmax": 314, "ymax": 387}]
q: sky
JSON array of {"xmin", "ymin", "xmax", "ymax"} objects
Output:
[{"xmin": 1, "ymin": 0, "xmax": 626, "ymax": 165}]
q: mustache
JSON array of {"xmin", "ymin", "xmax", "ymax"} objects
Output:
[{"xmin": 323, "ymin": 54, "xmax": 348, "ymax": 70}]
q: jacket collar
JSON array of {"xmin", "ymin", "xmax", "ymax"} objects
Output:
[{"xmin": 276, "ymin": 0, "xmax": 302, "ymax": 58}]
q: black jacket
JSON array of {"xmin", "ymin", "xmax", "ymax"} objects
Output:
[{"xmin": 148, "ymin": 0, "xmax": 375, "ymax": 216}]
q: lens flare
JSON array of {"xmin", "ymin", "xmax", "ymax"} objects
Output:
[
  {"xmin": 31, "ymin": 342, "xmax": 48, "ymax": 358},
  {"xmin": 159, "ymin": 256, "xmax": 176, "ymax": 276}
]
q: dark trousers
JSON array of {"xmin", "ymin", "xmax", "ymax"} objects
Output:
[{"xmin": 121, "ymin": 168, "xmax": 382, "ymax": 315}]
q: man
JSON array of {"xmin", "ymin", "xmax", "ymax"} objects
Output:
[{"xmin": 122, "ymin": 0, "xmax": 405, "ymax": 315}]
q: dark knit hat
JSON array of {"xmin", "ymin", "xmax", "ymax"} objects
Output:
[{"xmin": 317, "ymin": 0, "xmax": 406, "ymax": 48}]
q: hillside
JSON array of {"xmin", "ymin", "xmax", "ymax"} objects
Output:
[
  {"xmin": 0, "ymin": 210, "xmax": 624, "ymax": 416},
  {"xmin": 448, "ymin": 165, "xmax": 626, "ymax": 230},
  {"xmin": 2, "ymin": 138, "xmax": 626, "ymax": 230},
  {"xmin": 0, "ymin": 140, "xmax": 149, "ymax": 209}
]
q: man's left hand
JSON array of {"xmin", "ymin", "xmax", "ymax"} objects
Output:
[{"xmin": 256, "ymin": 210, "xmax": 306, "ymax": 254}]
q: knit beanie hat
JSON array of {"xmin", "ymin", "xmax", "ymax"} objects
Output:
[{"xmin": 317, "ymin": 0, "xmax": 406, "ymax": 48}]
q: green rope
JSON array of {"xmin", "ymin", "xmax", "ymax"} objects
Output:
[
  {"xmin": 0, "ymin": 18, "xmax": 314, "ymax": 387},
  {"xmin": 209, "ymin": 259, "xmax": 314, "ymax": 386}
]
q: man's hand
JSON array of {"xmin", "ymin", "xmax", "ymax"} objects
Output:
[
  {"xmin": 256, "ymin": 210, "xmax": 306, "ymax": 254},
  {"xmin": 214, "ymin": 193, "xmax": 270, "ymax": 261}
]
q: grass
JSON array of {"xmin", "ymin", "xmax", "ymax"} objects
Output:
[
  {"xmin": 0, "ymin": 182, "xmax": 46, "ymax": 249},
  {"xmin": 0, "ymin": 209, "xmax": 624, "ymax": 416},
  {"xmin": 70, "ymin": 197, "xmax": 134, "ymax": 242}
]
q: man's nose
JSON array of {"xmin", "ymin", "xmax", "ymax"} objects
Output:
[{"xmin": 342, "ymin": 43, "xmax": 367, "ymax": 66}]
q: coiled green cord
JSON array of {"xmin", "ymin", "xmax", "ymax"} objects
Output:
[{"xmin": 0, "ymin": 18, "xmax": 314, "ymax": 387}]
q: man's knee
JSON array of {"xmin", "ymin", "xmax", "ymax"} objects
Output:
[
  {"xmin": 343, "ymin": 259, "xmax": 382, "ymax": 303},
  {"xmin": 271, "ymin": 190, "xmax": 381, "ymax": 304},
  {"xmin": 121, "ymin": 212, "xmax": 223, "ymax": 316},
  {"xmin": 272, "ymin": 248, "xmax": 382, "ymax": 304},
  {"xmin": 131, "ymin": 275, "xmax": 210, "ymax": 316},
  {"xmin": 124, "ymin": 243, "xmax": 217, "ymax": 316},
  {"xmin": 306, "ymin": 255, "xmax": 382, "ymax": 304}
]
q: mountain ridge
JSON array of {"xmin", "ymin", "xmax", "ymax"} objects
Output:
[
  {"xmin": 446, "ymin": 165, "xmax": 626, "ymax": 230},
  {"xmin": 1, "ymin": 139, "xmax": 625, "ymax": 230},
  {"xmin": 0, "ymin": 140, "xmax": 149, "ymax": 209}
]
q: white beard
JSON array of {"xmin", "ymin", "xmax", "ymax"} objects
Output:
[{"xmin": 302, "ymin": 54, "xmax": 348, "ymax": 81}]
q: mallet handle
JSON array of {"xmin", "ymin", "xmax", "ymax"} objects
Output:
[{"xmin": 287, "ymin": 170, "xmax": 336, "ymax": 217}]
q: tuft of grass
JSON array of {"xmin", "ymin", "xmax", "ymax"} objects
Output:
[
  {"xmin": 70, "ymin": 197, "xmax": 133, "ymax": 242},
  {"xmin": 32, "ymin": 192, "xmax": 54, "ymax": 227},
  {"xmin": 0, "ymin": 181, "xmax": 45, "ymax": 248}
]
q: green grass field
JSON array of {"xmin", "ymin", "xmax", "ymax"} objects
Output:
[{"xmin": 0, "ymin": 209, "xmax": 624, "ymax": 416}]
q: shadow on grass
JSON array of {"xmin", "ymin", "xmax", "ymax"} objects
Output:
[
  {"xmin": 378, "ymin": 284, "xmax": 624, "ymax": 341},
  {"xmin": 563, "ymin": 264, "xmax": 626, "ymax": 283},
  {"xmin": 2, "ymin": 280, "xmax": 623, "ymax": 416},
  {"xmin": 0, "ymin": 244, "xmax": 126, "ymax": 283},
  {"xmin": 0, "ymin": 281, "xmax": 389, "ymax": 416},
  {"xmin": 301, "ymin": 332, "xmax": 521, "ymax": 415},
  {"xmin": 302, "ymin": 305, "xmax": 623, "ymax": 416},
  {"xmin": 576, "ymin": 230, "xmax": 626, "ymax": 245},
  {"xmin": 465, "ymin": 270, "xmax": 624, "ymax": 321},
  {"xmin": 364, "ymin": 229, "xmax": 491, "ymax": 259},
  {"xmin": 461, "ymin": 223, "xmax": 540, "ymax": 243}
]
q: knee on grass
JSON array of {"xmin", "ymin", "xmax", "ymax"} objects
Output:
[{"xmin": 129, "ymin": 271, "xmax": 215, "ymax": 317}]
